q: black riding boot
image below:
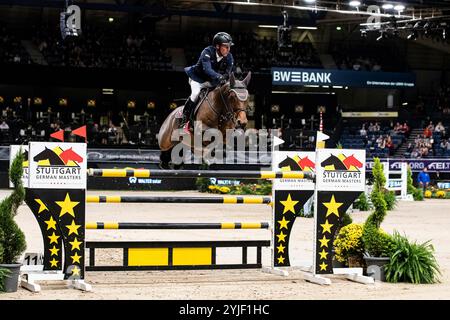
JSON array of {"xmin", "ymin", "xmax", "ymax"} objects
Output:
[{"xmin": 180, "ymin": 98, "xmax": 195, "ymax": 128}]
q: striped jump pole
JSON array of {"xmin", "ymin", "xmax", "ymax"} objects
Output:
[
  {"xmin": 87, "ymin": 195, "xmax": 272, "ymax": 204},
  {"xmin": 87, "ymin": 168, "xmax": 315, "ymax": 180},
  {"xmin": 86, "ymin": 222, "xmax": 270, "ymax": 230}
]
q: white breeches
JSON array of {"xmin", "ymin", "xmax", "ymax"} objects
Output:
[{"xmin": 189, "ymin": 78, "xmax": 212, "ymax": 102}]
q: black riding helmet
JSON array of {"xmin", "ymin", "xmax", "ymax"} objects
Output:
[{"xmin": 213, "ymin": 32, "xmax": 234, "ymax": 46}]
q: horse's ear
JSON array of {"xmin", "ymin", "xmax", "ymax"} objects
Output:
[
  {"xmin": 230, "ymin": 73, "xmax": 236, "ymax": 88},
  {"xmin": 243, "ymin": 72, "xmax": 251, "ymax": 87}
]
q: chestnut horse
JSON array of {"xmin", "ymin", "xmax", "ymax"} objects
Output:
[{"xmin": 158, "ymin": 72, "xmax": 251, "ymax": 168}]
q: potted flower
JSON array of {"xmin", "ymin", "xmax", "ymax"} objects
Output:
[
  {"xmin": 333, "ymin": 223, "xmax": 365, "ymax": 268},
  {"xmin": 361, "ymin": 158, "xmax": 395, "ymax": 281},
  {"xmin": 0, "ymin": 149, "xmax": 27, "ymax": 292}
]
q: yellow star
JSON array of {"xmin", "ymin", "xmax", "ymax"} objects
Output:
[
  {"xmin": 276, "ymin": 244, "xmax": 285, "ymax": 254},
  {"xmin": 276, "ymin": 231, "xmax": 287, "ymax": 242},
  {"xmin": 49, "ymin": 245, "xmax": 60, "ymax": 256},
  {"xmin": 70, "ymin": 252, "xmax": 82, "ymax": 264},
  {"xmin": 319, "ymin": 235, "xmax": 330, "ymax": 248},
  {"xmin": 277, "ymin": 256, "xmax": 285, "ymax": 264},
  {"xmin": 69, "ymin": 238, "xmax": 82, "ymax": 251},
  {"xmin": 320, "ymin": 220, "xmax": 333, "ymax": 234},
  {"xmin": 319, "ymin": 262, "xmax": 328, "ymax": 271},
  {"xmin": 49, "ymin": 258, "xmax": 59, "ymax": 267},
  {"xmin": 48, "ymin": 232, "xmax": 60, "ymax": 244},
  {"xmin": 34, "ymin": 199, "xmax": 48, "ymax": 214},
  {"xmin": 277, "ymin": 216, "xmax": 290, "ymax": 230},
  {"xmin": 55, "ymin": 193, "xmax": 80, "ymax": 218},
  {"xmin": 280, "ymin": 194, "xmax": 299, "ymax": 214},
  {"xmin": 44, "ymin": 216, "xmax": 57, "ymax": 231},
  {"xmin": 66, "ymin": 220, "xmax": 81, "ymax": 236},
  {"xmin": 71, "ymin": 266, "xmax": 80, "ymax": 276},
  {"xmin": 319, "ymin": 249, "xmax": 328, "ymax": 260},
  {"xmin": 323, "ymin": 195, "xmax": 343, "ymax": 218}
]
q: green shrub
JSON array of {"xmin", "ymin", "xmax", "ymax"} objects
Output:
[
  {"xmin": 342, "ymin": 212, "xmax": 353, "ymax": 226},
  {"xmin": 407, "ymin": 166, "xmax": 424, "ymax": 201},
  {"xmin": 0, "ymin": 149, "xmax": 27, "ymax": 265},
  {"xmin": 362, "ymin": 224, "xmax": 395, "ymax": 257},
  {"xmin": 362, "ymin": 158, "xmax": 394, "ymax": 258},
  {"xmin": 385, "ymin": 231, "xmax": 441, "ymax": 284},
  {"xmin": 354, "ymin": 192, "xmax": 370, "ymax": 211},
  {"xmin": 413, "ymin": 188, "xmax": 424, "ymax": 201},
  {"xmin": 384, "ymin": 190, "xmax": 397, "ymax": 211},
  {"xmin": 195, "ymin": 177, "xmax": 210, "ymax": 192},
  {"xmin": 0, "ymin": 268, "xmax": 10, "ymax": 292}
]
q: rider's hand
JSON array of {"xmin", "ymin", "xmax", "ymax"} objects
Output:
[{"xmin": 218, "ymin": 75, "xmax": 227, "ymax": 85}]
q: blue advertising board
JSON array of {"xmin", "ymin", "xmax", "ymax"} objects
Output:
[
  {"xmin": 366, "ymin": 159, "xmax": 450, "ymax": 173},
  {"xmin": 272, "ymin": 68, "xmax": 416, "ymax": 88}
]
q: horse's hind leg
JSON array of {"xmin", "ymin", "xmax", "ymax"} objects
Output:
[{"xmin": 159, "ymin": 148, "xmax": 172, "ymax": 169}]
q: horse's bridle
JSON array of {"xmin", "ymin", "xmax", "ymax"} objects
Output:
[{"xmin": 205, "ymin": 83, "xmax": 248, "ymax": 127}]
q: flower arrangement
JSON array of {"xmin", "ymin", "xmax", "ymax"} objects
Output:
[
  {"xmin": 423, "ymin": 189, "xmax": 450, "ymax": 199},
  {"xmin": 333, "ymin": 223, "xmax": 365, "ymax": 264},
  {"xmin": 198, "ymin": 178, "xmax": 272, "ymax": 196}
]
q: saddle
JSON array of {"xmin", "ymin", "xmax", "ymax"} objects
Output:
[{"xmin": 176, "ymin": 88, "xmax": 211, "ymax": 124}]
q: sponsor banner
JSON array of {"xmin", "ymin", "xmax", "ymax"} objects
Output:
[
  {"xmin": 9, "ymin": 145, "xmax": 29, "ymax": 188},
  {"xmin": 29, "ymin": 142, "xmax": 87, "ymax": 189},
  {"xmin": 272, "ymin": 151, "xmax": 316, "ymax": 190},
  {"xmin": 272, "ymin": 67, "xmax": 416, "ymax": 88},
  {"xmin": 87, "ymin": 148, "xmax": 272, "ymax": 165},
  {"xmin": 367, "ymin": 159, "xmax": 450, "ymax": 173},
  {"xmin": 316, "ymin": 148, "xmax": 366, "ymax": 192},
  {"xmin": 342, "ymin": 111, "xmax": 398, "ymax": 118}
]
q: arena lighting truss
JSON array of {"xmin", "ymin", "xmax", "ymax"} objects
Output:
[
  {"xmin": 214, "ymin": 1, "xmax": 450, "ymax": 42},
  {"xmin": 213, "ymin": 1, "xmax": 444, "ymax": 19}
]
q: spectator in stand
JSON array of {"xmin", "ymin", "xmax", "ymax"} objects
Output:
[
  {"xmin": 423, "ymin": 126, "xmax": 433, "ymax": 138},
  {"xmin": 434, "ymin": 121, "xmax": 446, "ymax": 137},
  {"xmin": 417, "ymin": 167, "xmax": 431, "ymax": 191},
  {"xmin": 0, "ymin": 119, "xmax": 9, "ymax": 130},
  {"xmin": 401, "ymin": 122, "xmax": 410, "ymax": 137},
  {"xmin": 360, "ymin": 124, "xmax": 367, "ymax": 137},
  {"xmin": 385, "ymin": 136, "xmax": 394, "ymax": 156},
  {"xmin": 440, "ymin": 139, "xmax": 448, "ymax": 152},
  {"xmin": 373, "ymin": 122, "xmax": 381, "ymax": 132},
  {"xmin": 376, "ymin": 135, "xmax": 385, "ymax": 149},
  {"xmin": 393, "ymin": 122, "xmax": 403, "ymax": 133},
  {"xmin": 404, "ymin": 142, "xmax": 414, "ymax": 157}
]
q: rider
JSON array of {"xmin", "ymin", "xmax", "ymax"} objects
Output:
[{"xmin": 181, "ymin": 32, "xmax": 235, "ymax": 131}]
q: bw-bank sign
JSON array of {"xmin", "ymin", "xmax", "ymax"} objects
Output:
[{"xmin": 272, "ymin": 68, "xmax": 415, "ymax": 88}]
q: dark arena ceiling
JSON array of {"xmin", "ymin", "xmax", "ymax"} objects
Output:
[{"xmin": 0, "ymin": 1, "xmax": 450, "ymax": 33}]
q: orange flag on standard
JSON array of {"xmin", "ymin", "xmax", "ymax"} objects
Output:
[
  {"xmin": 72, "ymin": 125, "xmax": 87, "ymax": 142},
  {"xmin": 50, "ymin": 129, "xmax": 64, "ymax": 142}
]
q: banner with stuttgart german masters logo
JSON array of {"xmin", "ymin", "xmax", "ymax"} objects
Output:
[
  {"xmin": 313, "ymin": 148, "xmax": 366, "ymax": 275},
  {"xmin": 28, "ymin": 142, "xmax": 87, "ymax": 189},
  {"xmin": 315, "ymin": 148, "xmax": 366, "ymax": 192}
]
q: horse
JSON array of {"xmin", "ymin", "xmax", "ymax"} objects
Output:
[
  {"xmin": 158, "ymin": 72, "xmax": 251, "ymax": 169},
  {"xmin": 33, "ymin": 147, "xmax": 66, "ymax": 166},
  {"xmin": 320, "ymin": 154, "xmax": 348, "ymax": 171}
]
